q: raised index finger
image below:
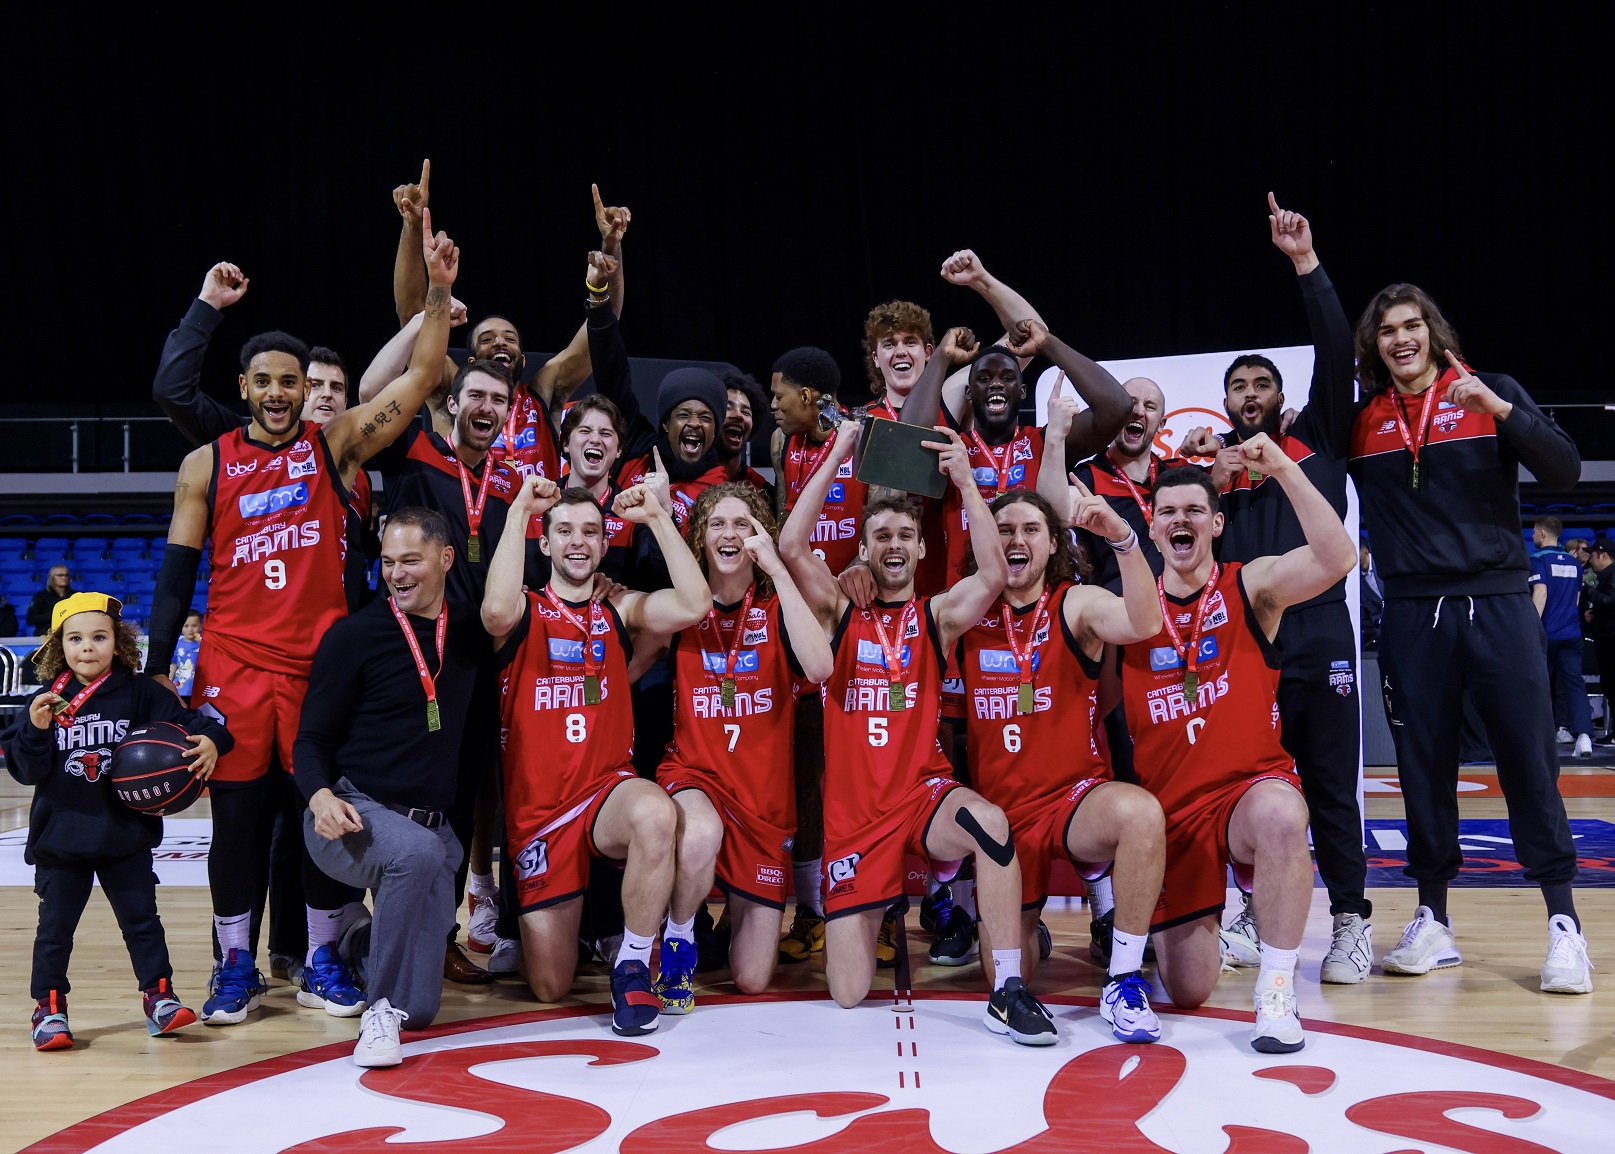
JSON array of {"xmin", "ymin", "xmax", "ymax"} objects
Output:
[
  {"xmin": 592, "ymin": 183, "xmax": 606, "ymax": 216},
  {"xmin": 1267, "ymin": 189, "xmax": 1281, "ymax": 217},
  {"xmin": 652, "ymin": 446, "xmax": 666, "ymax": 473},
  {"xmin": 1069, "ymin": 476, "xmax": 1094, "ymax": 501},
  {"xmin": 421, "ymin": 206, "xmax": 433, "ymax": 239},
  {"xmin": 744, "ymin": 513, "xmax": 769, "ymax": 537},
  {"xmin": 420, "ymin": 158, "xmax": 431, "ymax": 191},
  {"xmin": 1444, "ymin": 348, "xmax": 1465, "ymax": 374}
]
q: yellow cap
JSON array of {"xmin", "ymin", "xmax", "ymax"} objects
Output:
[{"xmin": 51, "ymin": 592, "xmax": 123, "ymax": 635}]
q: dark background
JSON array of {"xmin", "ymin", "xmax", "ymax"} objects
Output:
[{"xmin": 5, "ymin": 7, "xmax": 1610, "ymax": 472}]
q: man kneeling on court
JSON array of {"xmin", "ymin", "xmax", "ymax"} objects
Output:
[
  {"xmin": 1123, "ymin": 439, "xmax": 1355, "ymax": 1053},
  {"xmin": 482, "ymin": 477, "xmax": 712, "ymax": 1036},
  {"xmin": 296, "ymin": 508, "xmax": 482, "ymax": 1068}
]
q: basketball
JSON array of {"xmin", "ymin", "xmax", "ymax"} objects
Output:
[{"xmin": 110, "ymin": 722, "xmax": 204, "ymax": 816}]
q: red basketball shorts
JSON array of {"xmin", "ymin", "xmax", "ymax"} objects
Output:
[
  {"xmin": 509, "ymin": 770, "xmax": 637, "ymax": 914},
  {"xmin": 659, "ymin": 767, "xmax": 795, "ymax": 909},
  {"xmin": 823, "ymin": 776, "xmax": 963, "ymax": 919},
  {"xmin": 191, "ymin": 645, "xmax": 305, "ymax": 785},
  {"xmin": 1007, "ymin": 776, "xmax": 1113, "ymax": 910}
]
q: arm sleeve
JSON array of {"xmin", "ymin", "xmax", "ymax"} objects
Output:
[
  {"xmin": 1296, "ymin": 264, "xmax": 1358, "ymax": 460},
  {"xmin": 291, "ymin": 626, "xmax": 364, "ymax": 800},
  {"xmin": 1, "ymin": 695, "xmax": 56, "ymax": 785},
  {"xmin": 137, "ymin": 676, "xmax": 236, "ymax": 756},
  {"xmin": 587, "ymin": 302, "xmax": 658, "ymax": 458},
  {"xmin": 153, "ymin": 299, "xmax": 245, "ymax": 447},
  {"xmin": 1487, "ymin": 374, "xmax": 1582, "ymax": 489},
  {"xmin": 145, "ymin": 544, "xmax": 202, "ymax": 674}
]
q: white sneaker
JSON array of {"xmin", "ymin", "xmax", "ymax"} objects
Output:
[
  {"xmin": 354, "ymin": 998, "xmax": 409, "ymax": 1068},
  {"xmin": 1251, "ymin": 973, "xmax": 1304, "ymax": 1054},
  {"xmin": 1382, "ymin": 905, "xmax": 1461, "ymax": 975},
  {"xmin": 1556, "ymin": 727, "xmax": 1574, "ymax": 744},
  {"xmin": 1574, "ymin": 734, "xmax": 1594, "ymax": 758},
  {"xmin": 1099, "ymin": 971, "xmax": 1161, "ymax": 1044},
  {"xmin": 1541, "ymin": 914, "xmax": 1595, "ymax": 994},
  {"xmin": 488, "ymin": 936, "xmax": 523, "ymax": 978},
  {"xmin": 1220, "ymin": 893, "xmax": 1260, "ymax": 967},
  {"xmin": 1319, "ymin": 913, "xmax": 1374, "ymax": 984},
  {"xmin": 466, "ymin": 893, "xmax": 499, "ymax": 954}
]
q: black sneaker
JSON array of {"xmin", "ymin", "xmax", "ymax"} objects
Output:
[
  {"xmin": 1089, "ymin": 907, "xmax": 1154, "ymax": 965},
  {"xmin": 695, "ymin": 905, "xmax": 729, "ymax": 973},
  {"xmin": 919, "ymin": 884, "xmax": 949, "ymax": 935},
  {"xmin": 1036, "ymin": 919, "xmax": 1053, "ymax": 961},
  {"xmin": 928, "ymin": 904, "xmax": 979, "ymax": 967},
  {"xmin": 984, "ymin": 977, "xmax": 1058, "ymax": 1046}
]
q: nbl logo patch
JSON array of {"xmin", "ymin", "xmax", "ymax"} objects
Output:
[{"xmin": 286, "ymin": 449, "xmax": 318, "ymax": 480}]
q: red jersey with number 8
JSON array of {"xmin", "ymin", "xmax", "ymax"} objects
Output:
[
  {"xmin": 821, "ymin": 597, "xmax": 953, "ymax": 839},
  {"xmin": 205, "ymin": 426, "xmax": 350, "ymax": 677},
  {"xmin": 958, "ymin": 583, "xmax": 1107, "ymax": 821}
]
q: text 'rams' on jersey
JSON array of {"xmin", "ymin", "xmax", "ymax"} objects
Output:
[
  {"xmin": 1120, "ymin": 563, "xmax": 1292, "ymax": 817},
  {"xmin": 958, "ymin": 583, "xmax": 1107, "ymax": 820},
  {"xmin": 207, "ymin": 427, "xmax": 350, "ymax": 676},
  {"xmin": 782, "ymin": 434, "xmax": 867, "ymax": 575}
]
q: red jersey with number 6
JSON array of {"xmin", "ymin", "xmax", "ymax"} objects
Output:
[
  {"xmin": 1120, "ymin": 563, "xmax": 1292, "ymax": 817},
  {"xmin": 958, "ymin": 583, "xmax": 1107, "ymax": 822},
  {"xmin": 821, "ymin": 597, "xmax": 953, "ymax": 838},
  {"xmin": 205, "ymin": 425, "xmax": 350, "ymax": 677},
  {"xmin": 943, "ymin": 424, "xmax": 1044, "ymax": 583},
  {"xmin": 498, "ymin": 592, "xmax": 635, "ymax": 829},
  {"xmin": 660, "ymin": 593, "xmax": 804, "ymax": 828}
]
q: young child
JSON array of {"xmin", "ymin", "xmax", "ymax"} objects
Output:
[
  {"xmin": 1, "ymin": 593, "xmax": 232, "ymax": 1051},
  {"xmin": 170, "ymin": 609, "xmax": 203, "ymax": 702}
]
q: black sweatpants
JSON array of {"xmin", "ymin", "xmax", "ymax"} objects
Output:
[
  {"xmin": 33, "ymin": 851, "xmax": 172, "ymax": 999},
  {"xmin": 1277, "ymin": 602, "xmax": 1369, "ymax": 918},
  {"xmin": 1379, "ymin": 592, "xmax": 1578, "ymax": 888}
]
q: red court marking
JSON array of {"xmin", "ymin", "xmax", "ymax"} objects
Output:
[
  {"xmin": 1254, "ymin": 1066, "xmax": 1337, "ymax": 1094},
  {"xmin": 1365, "ymin": 770, "xmax": 1615, "ymax": 798}
]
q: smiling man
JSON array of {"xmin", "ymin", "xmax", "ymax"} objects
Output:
[{"xmin": 616, "ymin": 368, "xmax": 742, "ymax": 529}]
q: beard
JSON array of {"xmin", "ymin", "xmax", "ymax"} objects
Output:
[{"xmin": 1230, "ymin": 404, "xmax": 1282, "ymax": 442}]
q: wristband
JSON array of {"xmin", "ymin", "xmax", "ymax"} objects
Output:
[
  {"xmin": 1110, "ymin": 527, "xmax": 1139, "ymax": 554},
  {"xmin": 1213, "ymin": 433, "xmax": 1227, "ymax": 448},
  {"xmin": 585, "ymin": 279, "xmax": 609, "ymax": 295}
]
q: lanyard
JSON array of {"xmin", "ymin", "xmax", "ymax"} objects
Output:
[
  {"xmin": 705, "ymin": 586, "xmax": 756, "ymax": 711},
  {"xmin": 1001, "ymin": 587, "xmax": 1052, "ymax": 715},
  {"xmin": 786, "ymin": 434, "xmax": 836, "ymax": 502},
  {"xmin": 48, "ymin": 669, "xmax": 111, "ymax": 724},
  {"xmin": 454, "ymin": 453, "xmax": 496, "ymax": 562},
  {"xmin": 867, "ymin": 599, "xmax": 915, "ymax": 713},
  {"xmin": 500, "ymin": 400, "xmax": 525, "ymax": 469},
  {"xmin": 1156, "ymin": 563, "xmax": 1219, "ymax": 709},
  {"xmin": 389, "ymin": 597, "xmax": 447, "ymax": 732},
  {"xmin": 545, "ymin": 588, "xmax": 603, "ymax": 704},
  {"xmin": 1390, "ymin": 376, "xmax": 1444, "ymax": 490},
  {"xmin": 1107, "ymin": 450, "xmax": 1158, "ymax": 526},
  {"xmin": 964, "ymin": 427, "xmax": 1016, "ymax": 495}
]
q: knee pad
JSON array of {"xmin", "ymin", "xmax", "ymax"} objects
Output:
[{"xmin": 955, "ymin": 808, "xmax": 1014, "ymax": 867}]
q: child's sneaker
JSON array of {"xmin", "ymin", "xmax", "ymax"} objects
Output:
[
  {"xmin": 32, "ymin": 991, "xmax": 73, "ymax": 1051},
  {"xmin": 142, "ymin": 978, "xmax": 198, "ymax": 1036}
]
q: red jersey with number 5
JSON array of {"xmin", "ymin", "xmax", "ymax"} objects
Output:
[
  {"xmin": 782, "ymin": 433, "xmax": 867, "ymax": 576},
  {"xmin": 943, "ymin": 424, "xmax": 1043, "ymax": 583},
  {"xmin": 498, "ymin": 591, "xmax": 635, "ymax": 830},
  {"xmin": 1120, "ymin": 563, "xmax": 1292, "ymax": 817},
  {"xmin": 660, "ymin": 593, "xmax": 804, "ymax": 828},
  {"xmin": 205, "ymin": 425, "xmax": 350, "ymax": 677},
  {"xmin": 958, "ymin": 583, "xmax": 1106, "ymax": 822},
  {"xmin": 821, "ymin": 597, "xmax": 953, "ymax": 838}
]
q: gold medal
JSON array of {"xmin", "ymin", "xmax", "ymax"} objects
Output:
[
  {"xmin": 426, "ymin": 700, "xmax": 441, "ymax": 732},
  {"xmin": 721, "ymin": 676, "xmax": 736, "ymax": 711},
  {"xmin": 584, "ymin": 674, "xmax": 601, "ymax": 705},
  {"xmin": 889, "ymin": 680, "xmax": 905, "ymax": 712},
  {"xmin": 1247, "ymin": 467, "xmax": 1260, "ymax": 485},
  {"xmin": 467, "ymin": 534, "xmax": 481, "ymax": 563},
  {"xmin": 1184, "ymin": 671, "xmax": 1198, "ymax": 701},
  {"xmin": 1411, "ymin": 462, "xmax": 1420, "ymax": 491},
  {"xmin": 1017, "ymin": 683, "xmax": 1035, "ymax": 715}
]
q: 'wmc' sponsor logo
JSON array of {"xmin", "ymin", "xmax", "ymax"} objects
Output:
[
  {"xmin": 548, "ymin": 638, "xmax": 607, "ymax": 664},
  {"xmin": 237, "ymin": 482, "xmax": 310, "ymax": 519},
  {"xmin": 1149, "ymin": 636, "xmax": 1218, "ymax": 671},
  {"xmin": 701, "ymin": 650, "xmax": 761, "ymax": 674}
]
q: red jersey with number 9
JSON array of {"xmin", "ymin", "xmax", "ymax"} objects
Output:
[
  {"xmin": 782, "ymin": 433, "xmax": 867, "ymax": 576},
  {"xmin": 958, "ymin": 583, "xmax": 1107, "ymax": 822},
  {"xmin": 205, "ymin": 426, "xmax": 350, "ymax": 676},
  {"xmin": 660, "ymin": 593, "xmax": 804, "ymax": 829},
  {"xmin": 498, "ymin": 592, "xmax": 636, "ymax": 834},
  {"xmin": 821, "ymin": 597, "xmax": 953, "ymax": 839}
]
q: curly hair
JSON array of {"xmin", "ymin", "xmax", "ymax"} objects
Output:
[
  {"xmin": 962, "ymin": 489, "xmax": 1091, "ymax": 583},
  {"xmin": 862, "ymin": 300, "xmax": 934, "ymax": 393},
  {"xmin": 1353, "ymin": 283, "xmax": 1465, "ymax": 398},
  {"xmin": 32, "ymin": 615, "xmax": 143, "ymax": 682},
  {"xmin": 684, "ymin": 482, "xmax": 779, "ymax": 600}
]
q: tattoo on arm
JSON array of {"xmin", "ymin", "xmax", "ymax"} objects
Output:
[{"xmin": 425, "ymin": 286, "xmax": 450, "ymax": 318}]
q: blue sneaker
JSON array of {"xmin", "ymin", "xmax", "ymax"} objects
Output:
[
  {"xmin": 1100, "ymin": 970, "xmax": 1161, "ymax": 1043},
  {"xmin": 202, "ymin": 949, "xmax": 266, "ymax": 1026},
  {"xmin": 653, "ymin": 938, "xmax": 697, "ymax": 1014},
  {"xmin": 297, "ymin": 945, "xmax": 368, "ymax": 1018},
  {"xmin": 610, "ymin": 960, "xmax": 661, "ymax": 1036}
]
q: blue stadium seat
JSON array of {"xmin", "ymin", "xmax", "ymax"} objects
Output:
[
  {"xmin": 1, "ymin": 514, "xmax": 41, "ymax": 527},
  {"xmin": 76, "ymin": 538, "xmax": 110, "ymax": 559},
  {"xmin": 43, "ymin": 514, "xmax": 77, "ymax": 527},
  {"xmin": 82, "ymin": 513, "xmax": 117, "ymax": 526},
  {"xmin": 0, "ymin": 542, "xmax": 26, "ymax": 561},
  {"xmin": 0, "ymin": 557, "xmax": 31, "ymax": 575},
  {"xmin": 34, "ymin": 538, "xmax": 70, "ymax": 557},
  {"xmin": 110, "ymin": 536, "xmax": 149, "ymax": 553},
  {"xmin": 119, "ymin": 556, "xmax": 159, "ymax": 576},
  {"xmin": 1563, "ymin": 526, "xmax": 1595, "ymax": 543},
  {"xmin": 120, "ymin": 513, "xmax": 159, "ymax": 525}
]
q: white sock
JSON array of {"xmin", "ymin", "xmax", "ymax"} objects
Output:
[
  {"xmin": 794, "ymin": 859, "xmax": 822, "ymax": 916},
  {"xmin": 1110, "ymin": 928, "xmax": 1148, "ymax": 977},
  {"xmin": 214, "ymin": 912, "xmax": 251, "ymax": 957},
  {"xmin": 469, "ymin": 872, "xmax": 496, "ymax": 899},
  {"xmin": 925, "ymin": 871, "xmax": 943, "ymax": 898},
  {"xmin": 991, "ymin": 948, "xmax": 1021, "ymax": 990},
  {"xmin": 955, "ymin": 877, "xmax": 977, "ymax": 920},
  {"xmin": 306, "ymin": 907, "xmax": 344, "ymax": 965},
  {"xmin": 1089, "ymin": 874, "xmax": 1116, "ymax": 918},
  {"xmin": 664, "ymin": 913, "xmax": 696, "ymax": 945},
  {"xmin": 1257, "ymin": 943, "xmax": 1299, "ymax": 988},
  {"xmin": 617, "ymin": 929, "xmax": 655, "ymax": 968}
]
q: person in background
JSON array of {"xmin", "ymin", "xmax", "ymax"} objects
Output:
[
  {"xmin": 1531, "ymin": 516, "xmax": 1593, "ymax": 757},
  {"xmin": 0, "ymin": 590, "xmax": 17, "ymax": 637},
  {"xmin": 27, "ymin": 567, "xmax": 73, "ymax": 636},
  {"xmin": 170, "ymin": 611, "xmax": 203, "ymax": 704},
  {"xmin": 1586, "ymin": 540, "xmax": 1615, "ymax": 738},
  {"xmin": 1360, "ymin": 542, "xmax": 1384, "ymax": 651}
]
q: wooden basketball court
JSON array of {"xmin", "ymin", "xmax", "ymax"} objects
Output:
[{"xmin": 3, "ymin": 766, "xmax": 1612, "ymax": 1152}]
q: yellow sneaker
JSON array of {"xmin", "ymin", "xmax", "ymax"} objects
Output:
[
  {"xmin": 778, "ymin": 908, "xmax": 826, "ymax": 964},
  {"xmin": 876, "ymin": 911, "xmax": 899, "ymax": 969}
]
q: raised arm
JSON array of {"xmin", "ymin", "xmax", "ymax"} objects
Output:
[
  {"xmin": 593, "ymin": 183, "xmax": 630, "ymax": 317},
  {"xmin": 779, "ymin": 420, "xmax": 859, "ymax": 627},
  {"xmin": 483, "ymin": 475, "xmax": 560, "ymax": 644},
  {"xmin": 357, "ymin": 297, "xmax": 466, "ymax": 404},
  {"xmin": 1268, "ymin": 191, "xmax": 1356, "ymax": 459},
  {"xmin": 530, "ymin": 187, "xmax": 633, "ymax": 411},
  {"xmin": 1004, "ymin": 320, "xmax": 1130, "ymax": 466},
  {"xmin": 743, "ymin": 514, "xmax": 834, "ymax": 683},
  {"xmin": 1063, "ymin": 477, "xmax": 1160, "ymax": 647},
  {"xmin": 1036, "ymin": 395, "xmax": 1079, "ymax": 520},
  {"xmin": 1238, "ymin": 434, "xmax": 1357, "ymax": 626},
  {"xmin": 900, "ymin": 326, "xmax": 979, "ymax": 431},
  {"xmin": 937, "ymin": 249, "xmax": 1047, "ymax": 419},
  {"xmin": 929, "ymin": 427, "xmax": 1009, "ymax": 649},
  {"xmin": 1444, "ymin": 352, "xmax": 1581, "ymax": 489},
  {"xmin": 153, "ymin": 263, "xmax": 251, "ymax": 446},
  {"xmin": 612, "ymin": 485, "xmax": 711, "ymax": 636},
  {"xmin": 392, "ymin": 159, "xmax": 430, "ymax": 326}
]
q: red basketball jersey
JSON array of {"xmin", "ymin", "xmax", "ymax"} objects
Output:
[
  {"xmin": 617, "ymin": 453, "xmax": 736, "ymax": 529},
  {"xmin": 661, "ymin": 592, "xmax": 803, "ymax": 829},
  {"xmin": 1120, "ymin": 562, "xmax": 1291, "ymax": 816},
  {"xmin": 205, "ymin": 426, "xmax": 350, "ymax": 676},
  {"xmin": 821, "ymin": 597, "xmax": 953, "ymax": 837},
  {"xmin": 781, "ymin": 433, "xmax": 867, "ymax": 576},
  {"xmin": 498, "ymin": 591, "xmax": 636, "ymax": 829},
  {"xmin": 943, "ymin": 424, "xmax": 1043, "ymax": 582},
  {"xmin": 349, "ymin": 467, "xmax": 373, "ymax": 525},
  {"xmin": 491, "ymin": 389, "xmax": 563, "ymax": 481},
  {"xmin": 958, "ymin": 583, "xmax": 1106, "ymax": 821}
]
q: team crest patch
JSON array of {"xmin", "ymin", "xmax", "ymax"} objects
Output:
[{"xmin": 1329, "ymin": 659, "xmax": 1354, "ymax": 696}]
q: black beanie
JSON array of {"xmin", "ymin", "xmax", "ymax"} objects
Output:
[{"xmin": 657, "ymin": 367, "xmax": 727, "ymax": 431}]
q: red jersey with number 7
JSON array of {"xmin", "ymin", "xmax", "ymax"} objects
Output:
[
  {"xmin": 821, "ymin": 597, "xmax": 953, "ymax": 838},
  {"xmin": 497, "ymin": 591, "xmax": 636, "ymax": 833},
  {"xmin": 204, "ymin": 425, "xmax": 350, "ymax": 677}
]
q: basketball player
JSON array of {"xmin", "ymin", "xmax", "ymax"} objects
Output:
[
  {"xmin": 1123, "ymin": 438, "xmax": 1356, "ymax": 1053},
  {"xmin": 481, "ymin": 477, "xmax": 712, "ymax": 1035},
  {"xmin": 637, "ymin": 483, "xmax": 835, "ymax": 1010},
  {"xmin": 145, "ymin": 214, "xmax": 462, "ymax": 1026},
  {"xmin": 781, "ymin": 416, "xmax": 1059, "ymax": 1046},
  {"xmin": 958, "ymin": 486, "xmax": 1166, "ymax": 1042}
]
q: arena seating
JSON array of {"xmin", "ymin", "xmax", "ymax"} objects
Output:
[{"xmin": 0, "ymin": 532, "xmax": 201, "ymax": 634}]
